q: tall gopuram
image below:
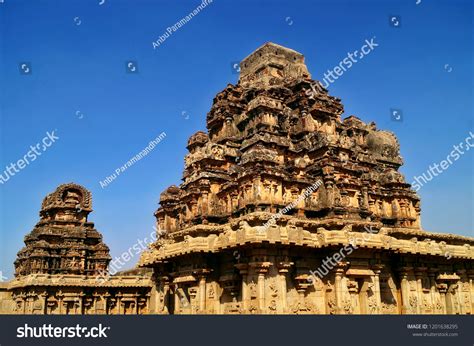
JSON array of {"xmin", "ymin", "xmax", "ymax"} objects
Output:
[
  {"xmin": 139, "ymin": 43, "xmax": 474, "ymax": 314},
  {"xmin": 1, "ymin": 183, "xmax": 153, "ymax": 314}
]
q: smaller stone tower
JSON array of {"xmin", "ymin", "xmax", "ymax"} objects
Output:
[{"xmin": 14, "ymin": 183, "xmax": 110, "ymax": 277}]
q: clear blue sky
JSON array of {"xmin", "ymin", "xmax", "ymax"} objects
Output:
[{"xmin": 0, "ymin": 0, "xmax": 472, "ymax": 279}]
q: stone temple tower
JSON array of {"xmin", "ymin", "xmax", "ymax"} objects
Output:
[
  {"xmin": 14, "ymin": 183, "xmax": 110, "ymax": 277},
  {"xmin": 6, "ymin": 183, "xmax": 153, "ymax": 315},
  {"xmin": 140, "ymin": 42, "xmax": 473, "ymax": 315}
]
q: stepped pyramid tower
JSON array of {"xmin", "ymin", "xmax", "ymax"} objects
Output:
[
  {"xmin": 14, "ymin": 183, "xmax": 111, "ymax": 277},
  {"xmin": 3, "ymin": 184, "xmax": 153, "ymax": 315},
  {"xmin": 139, "ymin": 43, "xmax": 474, "ymax": 314},
  {"xmin": 139, "ymin": 43, "xmax": 474, "ymax": 315}
]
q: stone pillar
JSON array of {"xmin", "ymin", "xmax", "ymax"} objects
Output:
[
  {"xmin": 414, "ymin": 267, "xmax": 427, "ymax": 314},
  {"xmin": 446, "ymin": 282, "xmax": 460, "ymax": 314},
  {"xmin": 399, "ymin": 267, "xmax": 411, "ymax": 314},
  {"xmin": 199, "ymin": 276, "xmax": 206, "ymax": 313},
  {"xmin": 20, "ymin": 295, "xmax": 26, "ymax": 314},
  {"xmin": 117, "ymin": 293, "xmax": 122, "ymax": 314},
  {"xmin": 456, "ymin": 269, "xmax": 469, "ymax": 314},
  {"xmin": 161, "ymin": 276, "xmax": 170, "ymax": 314},
  {"xmin": 436, "ymin": 283, "xmax": 448, "ymax": 314},
  {"xmin": 40, "ymin": 291, "xmax": 48, "ymax": 315},
  {"xmin": 57, "ymin": 292, "xmax": 63, "ymax": 314},
  {"xmin": 372, "ymin": 265, "xmax": 383, "ymax": 314},
  {"xmin": 145, "ymin": 292, "xmax": 151, "ymax": 314},
  {"xmin": 24, "ymin": 293, "xmax": 31, "ymax": 314},
  {"xmin": 103, "ymin": 292, "xmax": 111, "ymax": 315},
  {"xmin": 78, "ymin": 292, "xmax": 85, "ymax": 315},
  {"xmin": 188, "ymin": 287, "xmax": 198, "ymax": 314},
  {"xmin": 428, "ymin": 269, "xmax": 438, "ymax": 314},
  {"xmin": 334, "ymin": 265, "xmax": 346, "ymax": 314},
  {"xmin": 174, "ymin": 285, "xmax": 181, "ymax": 313},
  {"xmin": 194, "ymin": 269, "xmax": 211, "ymax": 313},
  {"xmin": 250, "ymin": 262, "xmax": 271, "ymax": 313},
  {"xmin": 468, "ymin": 269, "xmax": 474, "ymax": 314},
  {"xmin": 359, "ymin": 279, "xmax": 369, "ymax": 314},
  {"xmin": 277, "ymin": 261, "xmax": 293, "ymax": 313},
  {"xmin": 61, "ymin": 301, "xmax": 68, "ymax": 315},
  {"xmin": 93, "ymin": 293, "xmax": 101, "ymax": 314},
  {"xmin": 235, "ymin": 264, "xmax": 249, "ymax": 312},
  {"xmin": 258, "ymin": 270, "xmax": 266, "ymax": 312}
]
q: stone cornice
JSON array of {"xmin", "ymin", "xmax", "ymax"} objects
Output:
[
  {"xmin": 140, "ymin": 222, "xmax": 474, "ymax": 266},
  {"xmin": 6, "ymin": 274, "xmax": 152, "ymax": 290}
]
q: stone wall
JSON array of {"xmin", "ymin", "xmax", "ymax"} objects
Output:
[
  {"xmin": 3, "ymin": 274, "xmax": 154, "ymax": 315},
  {"xmin": 150, "ymin": 248, "xmax": 473, "ymax": 315},
  {"xmin": 0, "ymin": 283, "xmax": 14, "ymax": 314}
]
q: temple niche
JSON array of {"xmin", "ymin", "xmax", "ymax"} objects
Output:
[{"xmin": 139, "ymin": 42, "xmax": 474, "ymax": 315}]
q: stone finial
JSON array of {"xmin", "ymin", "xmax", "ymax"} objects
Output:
[
  {"xmin": 239, "ymin": 42, "xmax": 311, "ymax": 87},
  {"xmin": 40, "ymin": 183, "xmax": 92, "ymax": 216}
]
